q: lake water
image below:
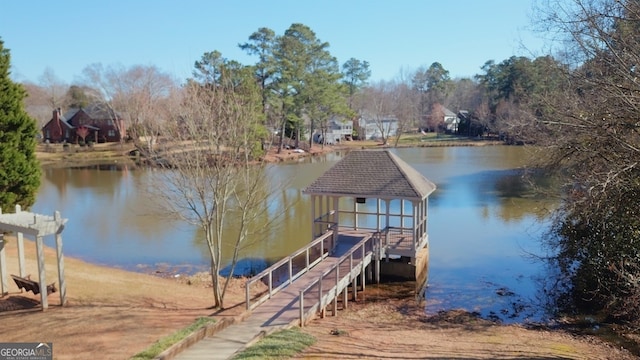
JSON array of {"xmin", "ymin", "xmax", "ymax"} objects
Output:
[{"xmin": 32, "ymin": 146, "xmax": 554, "ymax": 323}]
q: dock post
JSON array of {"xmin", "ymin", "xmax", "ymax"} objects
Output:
[
  {"xmin": 245, "ymin": 281, "xmax": 250, "ymax": 310},
  {"xmin": 361, "ymin": 245, "xmax": 366, "ymax": 292},
  {"xmin": 319, "ymin": 275, "xmax": 324, "ymax": 318},
  {"xmin": 333, "ymin": 267, "xmax": 339, "ymax": 316},
  {"xmin": 342, "ymin": 286, "xmax": 348, "ymax": 310},
  {"xmin": 375, "ymin": 251, "xmax": 380, "ymax": 284},
  {"xmin": 352, "ymin": 274, "xmax": 357, "ymax": 301},
  {"xmin": 299, "ymin": 290, "xmax": 304, "ymax": 327},
  {"xmin": 374, "ymin": 235, "xmax": 381, "ymax": 284}
]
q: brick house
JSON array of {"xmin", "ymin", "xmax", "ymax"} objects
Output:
[{"xmin": 41, "ymin": 104, "xmax": 126, "ymax": 143}]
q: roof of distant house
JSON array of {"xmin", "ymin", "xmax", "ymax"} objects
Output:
[{"xmin": 443, "ymin": 107, "xmax": 456, "ymax": 117}]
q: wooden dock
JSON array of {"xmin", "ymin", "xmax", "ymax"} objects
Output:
[
  {"xmin": 173, "ymin": 230, "xmax": 384, "ymax": 360},
  {"xmin": 245, "ymin": 227, "xmax": 382, "ymax": 326}
]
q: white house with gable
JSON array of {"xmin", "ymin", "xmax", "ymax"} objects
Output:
[
  {"xmin": 313, "ymin": 117, "xmax": 353, "ymax": 144},
  {"xmin": 357, "ymin": 112, "xmax": 399, "ymax": 140},
  {"xmin": 443, "ymin": 107, "xmax": 459, "ymax": 133}
]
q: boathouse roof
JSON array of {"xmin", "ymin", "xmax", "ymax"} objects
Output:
[{"xmin": 303, "ymin": 149, "xmax": 436, "ymax": 200}]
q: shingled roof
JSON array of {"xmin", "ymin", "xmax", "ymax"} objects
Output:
[{"xmin": 303, "ymin": 150, "xmax": 436, "ymax": 200}]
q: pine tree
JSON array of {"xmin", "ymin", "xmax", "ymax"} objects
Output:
[{"xmin": 0, "ymin": 38, "xmax": 41, "ymax": 210}]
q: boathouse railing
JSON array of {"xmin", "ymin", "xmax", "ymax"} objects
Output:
[
  {"xmin": 298, "ymin": 232, "xmax": 380, "ymax": 327},
  {"xmin": 245, "ymin": 228, "xmax": 335, "ymax": 311}
]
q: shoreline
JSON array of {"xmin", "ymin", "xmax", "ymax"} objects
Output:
[{"xmin": 35, "ymin": 136, "xmax": 506, "ymax": 169}]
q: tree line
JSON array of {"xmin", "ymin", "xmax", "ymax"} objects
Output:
[{"xmin": 21, "ymin": 23, "xmax": 567, "ymax": 151}]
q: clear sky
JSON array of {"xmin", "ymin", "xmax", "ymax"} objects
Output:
[{"xmin": 0, "ymin": 0, "xmax": 547, "ymax": 85}]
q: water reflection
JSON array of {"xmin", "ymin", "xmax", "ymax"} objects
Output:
[
  {"xmin": 33, "ymin": 146, "xmax": 556, "ymax": 323},
  {"xmin": 393, "ymin": 147, "xmax": 554, "ymax": 322}
]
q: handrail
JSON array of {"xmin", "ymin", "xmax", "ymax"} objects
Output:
[
  {"xmin": 299, "ymin": 232, "xmax": 380, "ymax": 326},
  {"xmin": 245, "ymin": 228, "xmax": 335, "ymax": 310}
]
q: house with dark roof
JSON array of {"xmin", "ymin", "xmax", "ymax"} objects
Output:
[{"xmin": 41, "ymin": 104, "xmax": 126, "ymax": 143}]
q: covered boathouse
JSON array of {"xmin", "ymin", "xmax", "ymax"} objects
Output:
[{"xmin": 303, "ymin": 149, "xmax": 436, "ymax": 290}]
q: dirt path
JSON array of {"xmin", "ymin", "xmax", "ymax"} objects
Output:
[{"xmin": 0, "ymin": 237, "xmax": 637, "ymax": 359}]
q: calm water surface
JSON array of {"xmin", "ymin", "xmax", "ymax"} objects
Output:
[{"xmin": 33, "ymin": 146, "xmax": 554, "ymax": 323}]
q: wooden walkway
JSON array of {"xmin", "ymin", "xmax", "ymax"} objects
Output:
[
  {"xmin": 245, "ymin": 228, "xmax": 380, "ymax": 326},
  {"xmin": 173, "ymin": 229, "xmax": 381, "ymax": 360}
]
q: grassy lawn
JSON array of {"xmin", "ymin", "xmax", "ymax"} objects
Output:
[
  {"xmin": 131, "ymin": 317, "xmax": 216, "ymax": 360},
  {"xmin": 342, "ymin": 132, "xmax": 488, "ymax": 148},
  {"xmin": 36, "ymin": 142, "xmax": 136, "ymax": 167},
  {"xmin": 231, "ymin": 327, "xmax": 317, "ymax": 360}
]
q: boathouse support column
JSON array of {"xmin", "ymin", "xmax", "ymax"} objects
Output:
[
  {"xmin": 414, "ymin": 201, "xmax": 420, "ymax": 244},
  {"xmin": 376, "ymin": 199, "xmax": 381, "ymax": 231},
  {"xmin": 331, "ymin": 196, "xmax": 339, "ymax": 251},
  {"xmin": 400, "ymin": 199, "xmax": 405, "ymax": 234},
  {"xmin": 415, "ymin": 200, "xmax": 420, "ymax": 245},
  {"xmin": 311, "ymin": 195, "xmax": 316, "ymax": 239},
  {"xmin": 420, "ymin": 199, "xmax": 426, "ymax": 240},
  {"xmin": 425, "ymin": 198, "xmax": 429, "ymax": 237},
  {"xmin": 353, "ymin": 198, "xmax": 358, "ymax": 231}
]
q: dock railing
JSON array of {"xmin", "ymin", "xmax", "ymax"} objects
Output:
[
  {"xmin": 245, "ymin": 228, "xmax": 335, "ymax": 311},
  {"xmin": 298, "ymin": 232, "xmax": 380, "ymax": 327}
]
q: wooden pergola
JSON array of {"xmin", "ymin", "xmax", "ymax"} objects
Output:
[
  {"xmin": 0, "ymin": 205, "xmax": 68, "ymax": 310},
  {"xmin": 303, "ymin": 149, "xmax": 436, "ymax": 261}
]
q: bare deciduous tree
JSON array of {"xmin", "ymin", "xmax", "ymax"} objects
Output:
[
  {"xmin": 22, "ymin": 82, "xmax": 53, "ymax": 129},
  {"xmin": 388, "ymin": 76, "xmax": 418, "ymax": 147},
  {"xmin": 38, "ymin": 67, "xmax": 67, "ymax": 109},
  {"xmin": 361, "ymin": 81, "xmax": 397, "ymax": 145},
  {"xmin": 534, "ymin": 0, "xmax": 640, "ymax": 321},
  {"xmin": 145, "ymin": 77, "xmax": 270, "ymax": 309},
  {"xmin": 80, "ymin": 63, "xmax": 177, "ymax": 146}
]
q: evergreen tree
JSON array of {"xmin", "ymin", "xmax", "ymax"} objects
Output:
[
  {"xmin": 272, "ymin": 23, "xmax": 345, "ymax": 149},
  {"xmin": 0, "ymin": 38, "xmax": 41, "ymax": 210}
]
